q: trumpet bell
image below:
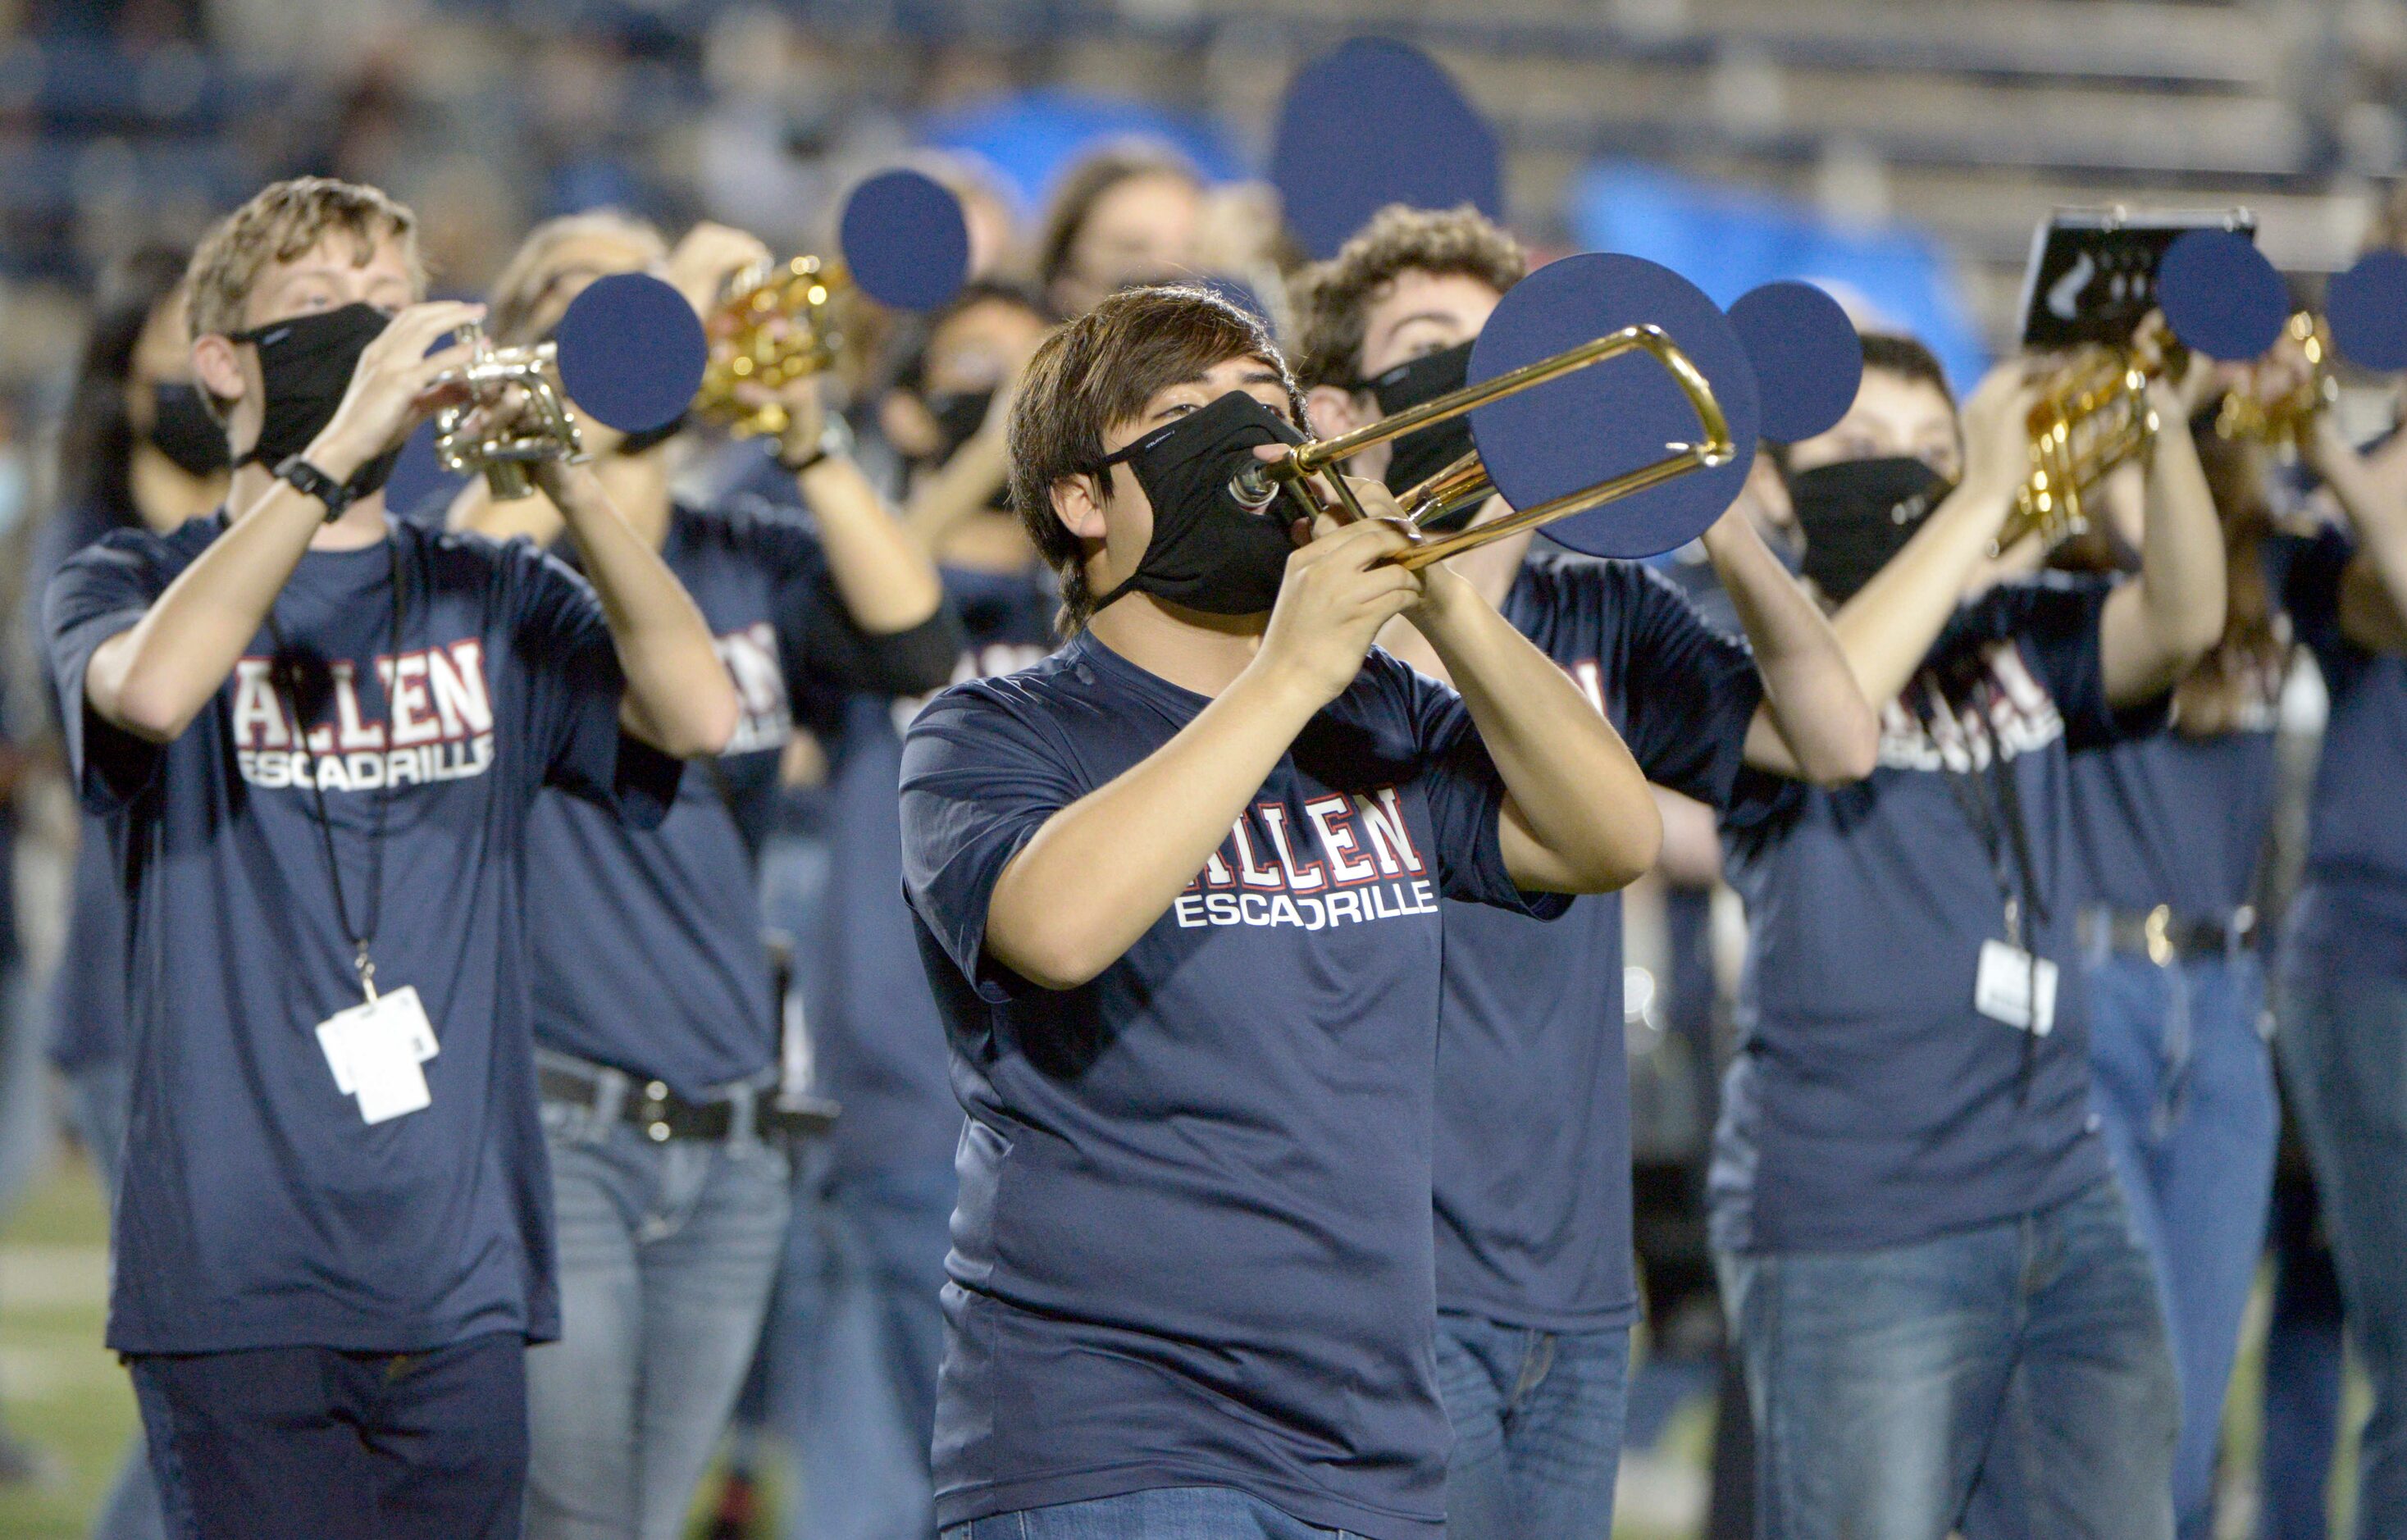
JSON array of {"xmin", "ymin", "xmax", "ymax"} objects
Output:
[
  {"xmin": 432, "ymin": 330, "xmax": 586, "ymax": 502},
  {"xmin": 695, "ymin": 255, "xmax": 850, "ymax": 440}
]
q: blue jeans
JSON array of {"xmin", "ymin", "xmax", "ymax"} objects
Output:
[
  {"xmin": 941, "ymin": 1487, "xmax": 1363, "ymax": 1539},
  {"xmin": 760, "ymin": 1151, "xmax": 955, "ymax": 1540},
  {"xmin": 130, "ymin": 1333, "xmax": 527, "ymax": 1540},
  {"xmin": 1716, "ymin": 1178, "xmax": 2177, "ymax": 1540},
  {"xmin": 525, "ymin": 1096, "xmax": 792, "ymax": 1540},
  {"xmin": 66, "ymin": 1061, "xmax": 169, "ymax": 1540},
  {"xmin": 2274, "ymin": 961, "xmax": 2407, "ymax": 1540},
  {"xmin": 1433, "ymin": 1314, "xmax": 1628, "ymax": 1540},
  {"xmin": 2084, "ymin": 947, "xmax": 2277, "ymax": 1540},
  {"xmin": 2259, "ymin": 1159, "xmax": 2345, "ymax": 1540}
]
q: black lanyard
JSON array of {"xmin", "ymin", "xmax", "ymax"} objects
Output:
[
  {"xmin": 1944, "ymin": 746, "xmax": 2049, "ymax": 1098},
  {"xmin": 263, "ymin": 536, "xmax": 410, "ymax": 1001}
]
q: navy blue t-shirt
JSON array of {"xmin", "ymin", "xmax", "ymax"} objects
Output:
[
  {"xmin": 525, "ymin": 502, "xmax": 958, "ymax": 1096},
  {"xmin": 1435, "ymin": 551, "xmax": 1759, "ymax": 1331},
  {"xmin": 45, "ymin": 515, "xmax": 679, "ymax": 1354},
  {"xmin": 2282, "ymin": 526, "xmax": 2407, "ymax": 973},
  {"xmin": 811, "ymin": 563, "xmax": 1055, "ymax": 1176},
  {"xmin": 1712, "ymin": 576, "xmax": 2146, "ymax": 1255},
  {"xmin": 900, "ymin": 631, "xmax": 1567, "ymax": 1540},
  {"xmin": 34, "ymin": 503, "xmax": 125, "ymax": 1073}
]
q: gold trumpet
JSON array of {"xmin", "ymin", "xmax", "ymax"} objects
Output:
[
  {"xmin": 432, "ymin": 326, "xmax": 586, "ymax": 501},
  {"xmin": 693, "ymin": 254, "xmax": 850, "ymax": 439},
  {"xmin": 2215, "ymin": 311, "xmax": 2336, "ymax": 445},
  {"xmin": 1235, "ymin": 325, "xmax": 1736, "ymax": 571},
  {"xmin": 1992, "ymin": 347, "xmax": 2163, "ymax": 557}
]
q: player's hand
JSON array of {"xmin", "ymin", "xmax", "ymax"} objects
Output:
[
  {"xmin": 304, "ymin": 302, "xmax": 486, "ymax": 482},
  {"xmin": 1256, "ymin": 514, "xmax": 1425, "ymax": 708},
  {"xmin": 1958, "ymin": 360, "xmax": 2040, "ymax": 516},
  {"xmin": 668, "ymin": 222, "xmax": 774, "ymax": 317}
]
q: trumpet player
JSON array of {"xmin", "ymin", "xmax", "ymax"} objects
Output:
[
  {"xmin": 1287, "ymin": 203, "xmax": 1877, "ymax": 1540},
  {"xmin": 1712, "ymin": 330, "xmax": 2225, "ymax": 1540},
  {"xmin": 2264, "ymin": 278, "xmax": 2407, "ymax": 1540},
  {"xmin": 38, "ymin": 177, "xmax": 740, "ymax": 1540},
  {"xmin": 448, "ymin": 211, "xmax": 962, "ymax": 1540},
  {"xmin": 899, "ymin": 283, "xmax": 1658, "ymax": 1540}
]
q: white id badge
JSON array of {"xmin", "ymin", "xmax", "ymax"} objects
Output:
[
  {"xmin": 1974, "ymin": 939, "xmax": 2058, "ymax": 1037},
  {"xmin": 315, "ymin": 987, "xmax": 440, "ymax": 1124}
]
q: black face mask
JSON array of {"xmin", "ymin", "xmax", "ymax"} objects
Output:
[
  {"xmin": 1365, "ymin": 341, "xmax": 1477, "ymax": 530},
  {"xmin": 1792, "ymin": 456, "xmax": 1952, "ymax": 604},
  {"xmin": 228, "ymin": 303, "xmax": 401, "ymax": 498},
  {"xmin": 1094, "ymin": 390, "xmax": 1306, "ymax": 617},
  {"xmin": 924, "ymin": 388, "xmax": 995, "ymax": 467},
  {"xmin": 147, "ymin": 382, "xmax": 230, "ymax": 477}
]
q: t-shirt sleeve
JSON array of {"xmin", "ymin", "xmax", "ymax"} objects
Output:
[
  {"xmin": 1395, "ymin": 663, "xmax": 1574, "ymax": 920},
  {"xmin": 732, "ymin": 503, "xmax": 967, "ymax": 702},
  {"xmin": 1617, "ymin": 564, "xmax": 1765, "ymax": 809},
  {"xmin": 1993, "ymin": 576, "xmax": 2160, "ymax": 754},
  {"xmin": 898, "ymin": 684, "xmax": 1087, "ymax": 1002},
  {"xmin": 503, "ymin": 541, "xmax": 682, "ymax": 827},
  {"xmin": 43, "ymin": 534, "xmax": 170, "ymax": 813}
]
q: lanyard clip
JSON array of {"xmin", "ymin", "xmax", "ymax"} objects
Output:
[{"xmin": 355, "ymin": 942, "xmax": 379, "ymax": 1004}]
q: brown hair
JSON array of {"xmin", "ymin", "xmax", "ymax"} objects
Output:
[
  {"xmin": 1009, "ymin": 284, "xmax": 1303, "ymax": 633},
  {"xmin": 486, "ymin": 210, "xmax": 668, "ymax": 347},
  {"xmin": 1288, "ymin": 204, "xmax": 1528, "ymax": 390},
  {"xmin": 2173, "ymin": 431, "xmax": 2291, "ymax": 735},
  {"xmin": 186, "ymin": 176, "xmax": 422, "ymax": 340},
  {"xmin": 1035, "ymin": 143, "xmax": 1202, "ymax": 301}
]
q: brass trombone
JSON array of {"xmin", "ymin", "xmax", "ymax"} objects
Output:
[
  {"xmin": 432, "ymin": 326, "xmax": 586, "ymax": 501},
  {"xmin": 693, "ymin": 254, "xmax": 850, "ymax": 439},
  {"xmin": 1234, "ymin": 324, "xmax": 1737, "ymax": 571}
]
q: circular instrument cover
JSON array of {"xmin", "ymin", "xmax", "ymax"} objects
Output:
[
  {"xmin": 1728, "ymin": 280, "xmax": 1862, "ymax": 444},
  {"xmin": 1271, "ymin": 38, "xmax": 1502, "ymax": 262},
  {"xmin": 2327, "ymin": 248, "xmax": 2407, "ymax": 373},
  {"xmin": 555, "ymin": 272, "xmax": 709, "ymax": 432},
  {"xmin": 2158, "ymin": 229, "xmax": 2287, "ymax": 361},
  {"xmin": 840, "ymin": 169, "xmax": 972, "ymax": 312},
  {"xmin": 1467, "ymin": 252, "xmax": 1761, "ymax": 559}
]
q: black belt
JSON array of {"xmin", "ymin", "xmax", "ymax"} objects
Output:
[
  {"xmin": 538, "ymin": 1062, "xmax": 832, "ymax": 1142},
  {"xmin": 2080, "ymin": 904, "xmax": 2257, "ymax": 964}
]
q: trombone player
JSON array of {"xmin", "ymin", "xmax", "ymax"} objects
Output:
[
  {"xmin": 898, "ymin": 281, "xmax": 1660, "ymax": 1540},
  {"xmin": 1288, "ymin": 202, "xmax": 1878, "ymax": 1540}
]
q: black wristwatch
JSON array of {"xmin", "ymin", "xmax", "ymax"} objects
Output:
[
  {"xmin": 272, "ymin": 455, "xmax": 357, "ymax": 522},
  {"xmin": 776, "ymin": 415, "xmax": 855, "ymax": 476}
]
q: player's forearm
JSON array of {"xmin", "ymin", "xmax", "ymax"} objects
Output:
[
  {"xmin": 1704, "ymin": 512, "xmax": 1878, "ymax": 783},
  {"xmin": 800, "ymin": 456, "xmax": 946, "ymax": 633},
  {"xmin": 1407, "ymin": 570, "xmax": 1657, "ymax": 892},
  {"xmin": 986, "ymin": 658, "xmax": 1324, "ymax": 990},
  {"xmin": 1830, "ymin": 472, "xmax": 2017, "ymax": 709},
  {"xmin": 2312, "ymin": 419, "xmax": 2407, "ymax": 649},
  {"xmin": 543, "ymin": 463, "xmax": 739, "ymax": 759},
  {"xmin": 2100, "ymin": 414, "xmax": 2225, "ymax": 705},
  {"xmin": 85, "ymin": 479, "xmax": 327, "ymax": 742},
  {"xmin": 901, "ymin": 431, "xmax": 1012, "ymax": 552}
]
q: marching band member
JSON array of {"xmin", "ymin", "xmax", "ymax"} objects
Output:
[
  {"xmin": 2268, "ymin": 328, "xmax": 2407, "ymax": 1540},
  {"xmin": 1288, "ymin": 203, "xmax": 1878, "ymax": 1540},
  {"xmin": 786, "ymin": 276, "xmax": 1058, "ymax": 1538},
  {"xmin": 2059, "ymin": 427, "xmax": 2293, "ymax": 1540},
  {"xmin": 42, "ymin": 177, "xmax": 739, "ymax": 1538},
  {"xmin": 1034, "ymin": 145, "xmax": 1206, "ymax": 320},
  {"xmin": 900, "ymin": 283, "xmax": 1658, "ymax": 1540},
  {"xmin": 1712, "ymin": 331, "xmax": 2223, "ymax": 1540},
  {"xmin": 30, "ymin": 242, "xmax": 224, "ymax": 1540},
  {"xmin": 449, "ymin": 211, "xmax": 962, "ymax": 1540}
]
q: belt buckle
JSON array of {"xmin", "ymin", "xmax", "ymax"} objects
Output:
[
  {"xmin": 2144, "ymin": 904, "xmax": 2174, "ymax": 967},
  {"xmin": 636, "ymin": 1079, "xmax": 675, "ymax": 1143}
]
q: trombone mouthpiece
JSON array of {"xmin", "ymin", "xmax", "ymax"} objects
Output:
[{"xmin": 1229, "ymin": 464, "xmax": 1279, "ymax": 511}]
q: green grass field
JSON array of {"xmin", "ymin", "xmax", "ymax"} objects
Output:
[{"xmin": 0, "ymin": 1147, "xmax": 2366, "ymax": 1539}]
